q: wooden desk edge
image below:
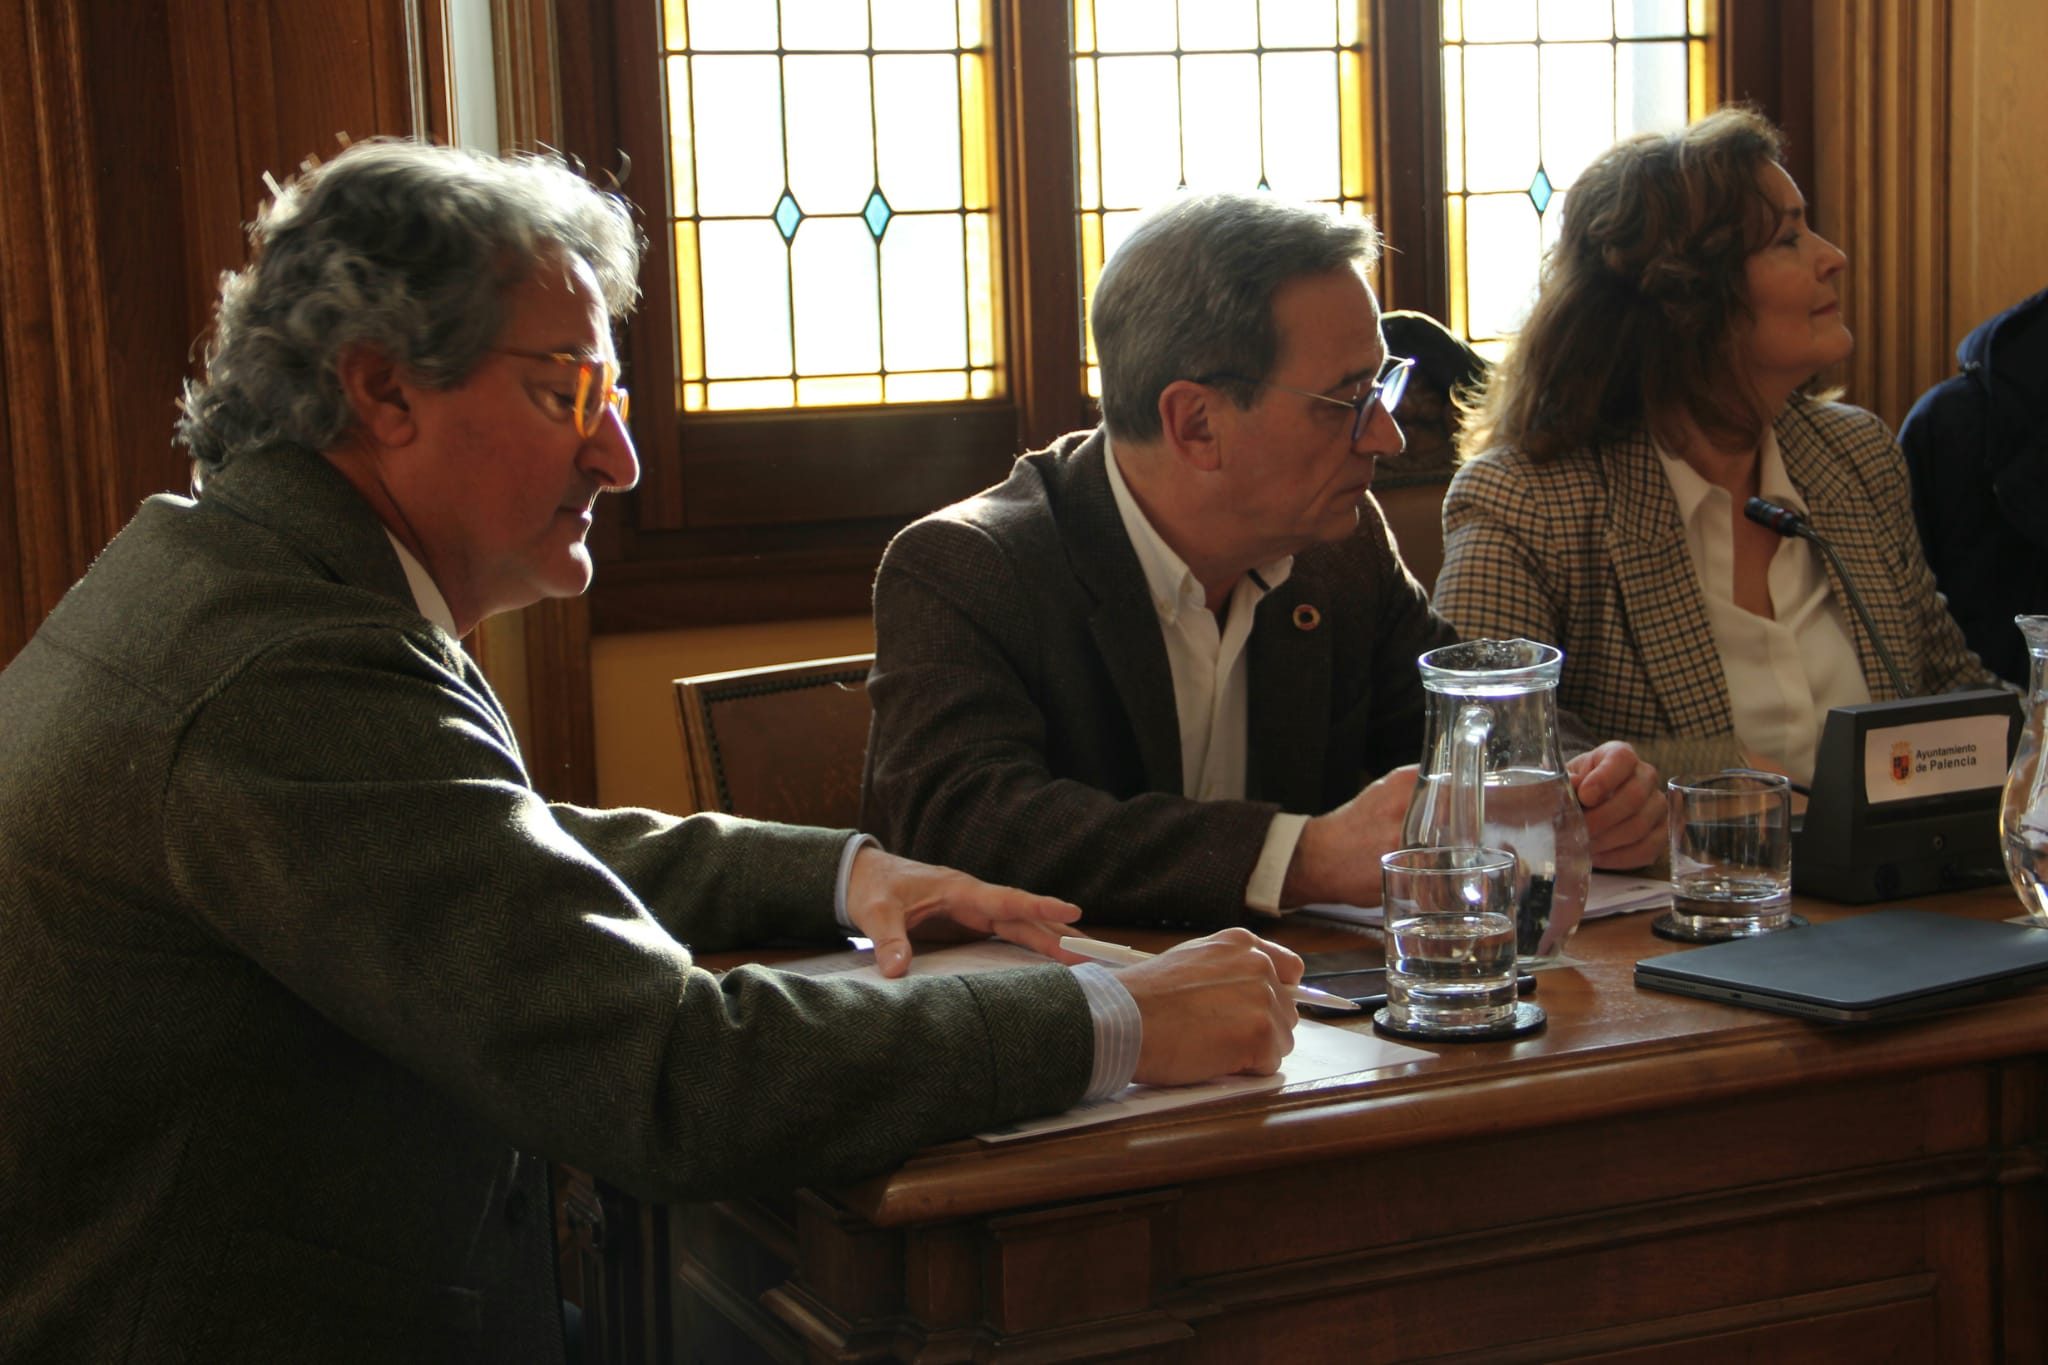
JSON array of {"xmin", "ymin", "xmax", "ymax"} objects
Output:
[{"xmin": 839, "ymin": 889, "xmax": 2048, "ymax": 1226}]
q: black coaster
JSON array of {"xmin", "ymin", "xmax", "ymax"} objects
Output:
[
  {"xmin": 1650, "ymin": 912, "xmax": 1809, "ymax": 944},
  {"xmin": 1373, "ymin": 999, "xmax": 1545, "ymax": 1043}
]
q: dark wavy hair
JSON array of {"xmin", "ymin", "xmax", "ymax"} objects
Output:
[
  {"xmin": 1459, "ymin": 106, "xmax": 1791, "ymax": 461},
  {"xmin": 177, "ymin": 139, "xmax": 642, "ymax": 469}
]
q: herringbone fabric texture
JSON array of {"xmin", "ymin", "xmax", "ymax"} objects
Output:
[
  {"xmin": 0, "ymin": 452, "xmax": 1091, "ymax": 1363},
  {"xmin": 863, "ymin": 429, "xmax": 1457, "ymax": 925},
  {"xmin": 1436, "ymin": 396, "xmax": 1999, "ymax": 777}
]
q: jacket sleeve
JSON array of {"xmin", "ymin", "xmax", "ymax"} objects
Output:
[
  {"xmin": 864, "ymin": 515, "xmax": 1278, "ymax": 928},
  {"xmin": 162, "ymin": 623, "xmax": 1093, "ymax": 1201}
]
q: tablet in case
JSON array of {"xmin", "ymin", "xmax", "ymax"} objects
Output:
[{"xmin": 1634, "ymin": 909, "xmax": 2048, "ymax": 1022}]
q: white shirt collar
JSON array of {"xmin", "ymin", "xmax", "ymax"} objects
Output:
[
  {"xmin": 1103, "ymin": 435, "xmax": 1292, "ymax": 620},
  {"xmin": 1658, "ymin": 423, "xmax": 1804, "ymax": 528},
  {"xmin": 382, "ymin": 530, "xmax": 460, "ymax": 638}
]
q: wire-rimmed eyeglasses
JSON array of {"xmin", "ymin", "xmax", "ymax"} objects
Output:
[
  {"xmin": 1200, "ymin": 354, "xmax": 1414, "ymax": 443},
  {"xmin": 493, "ymin": 349, "xmax": 631, "ymax": 438}
]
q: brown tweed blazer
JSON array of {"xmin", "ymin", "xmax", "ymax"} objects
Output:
[
  {"xmin": 0, "ymin": 452, "xmax": 1091, "ymax": 1363},
  {"xmin": 863, "ymin": 429, "xmax": 1457, "ymax": 927},
  {"xmin": 1436, "ymin": 396, "xmax": 1999, "ymax": 777}
]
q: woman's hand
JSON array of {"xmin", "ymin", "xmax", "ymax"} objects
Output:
[{"xmin": 1569, "ymin": 741, "xmax": 1666, "ymax": 869}]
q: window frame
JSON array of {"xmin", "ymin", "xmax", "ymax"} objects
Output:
[
  {"xmin": 552, "ymin": 0, "xmax": 1091, "ymax": 632},
  {"xmin": 548, "ymin": 0, "xmax": 1804, "ymax": 636}
]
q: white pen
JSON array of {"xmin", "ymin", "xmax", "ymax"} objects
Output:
[{"xmin": 1057, "ymin": 935, "xmax": 1363, "ymax": 1012}]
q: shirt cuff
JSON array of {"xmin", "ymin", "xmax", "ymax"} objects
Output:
[
  {"xmin": 1072, "ymin": 962, "xmax": 1142, "ymax": 1101},
  {"xmin": 1246, "ymin": 813, "xmax": 1310, "ymax": 915},
  {"xmin": 833, "ymin": 833, "xmax": 877, "ymax": 931}
]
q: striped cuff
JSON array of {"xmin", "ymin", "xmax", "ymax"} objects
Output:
[{"xmin": 1072, "ymin": 962, "xmax": 1142, "ymax": 1100}]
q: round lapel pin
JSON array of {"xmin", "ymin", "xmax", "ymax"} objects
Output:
[{"xmin": 1292, "ymin": 604, "xmax": 1321, "ymax": 631}]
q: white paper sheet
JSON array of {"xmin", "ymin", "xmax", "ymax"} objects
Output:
[{"xmin": 1298, "ymin": 870, "xmax": 1672, "ymax": 931}]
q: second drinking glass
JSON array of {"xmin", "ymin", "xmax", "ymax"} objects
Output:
[{"xmin": 1378, "ymin": 845, "xmax": 1543, "ymax": 1039}]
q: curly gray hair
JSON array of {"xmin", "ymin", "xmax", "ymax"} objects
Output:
[
  {"xmin": 1091, "ymin": 191, "xmax": 1382, "ymax": 441},
  {"xmin": 176, "ymin": 139, "xmax": 643, "ymax": 468}
]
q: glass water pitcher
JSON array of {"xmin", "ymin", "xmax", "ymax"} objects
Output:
[
  {"xmin": 2002, "ymin": 615, "xmax": 2048, "ymax": 924},
  {"xmin": 1402, "ymin": 639, "xmax": 1592, "ymax": 963}
]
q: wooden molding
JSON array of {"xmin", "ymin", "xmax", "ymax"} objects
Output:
[
  {"xmin": 1811, "ymin": 0, "xmax": 1954, "ymax": 429},
  {"xmin": 1942, "ymin": 0, "xmax": 2048, "ymax": 362},
  {"xmin": 492, "ymin": 0, "xmax": 563, "ymax": 152},
  {"xmin": 997, "ymin": 0, "xmax": 1092, "ymax": 450},
  {"xmin": 1721, "ymin": 0, "xmax": 1816, "ymax": 200},
  {"xmin": 1371, "ymin": 0, "xmax": 1447, "ymax": 321},
  {"xmin": 0, "ymin": 0, "xmax": 135, "ymax": 663}
]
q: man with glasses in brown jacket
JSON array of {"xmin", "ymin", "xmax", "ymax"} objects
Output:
[{"xmin": 864, "ymin": 192, "xmax": 1665, "ymax": 929}]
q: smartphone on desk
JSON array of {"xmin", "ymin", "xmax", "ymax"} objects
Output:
[{"xmin": 1298, "ymin": 966, "xmax": 1537, "ymax": 1014}]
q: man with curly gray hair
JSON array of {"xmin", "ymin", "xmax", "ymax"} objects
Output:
[{"xmin": 0, "ymin": 142, "xmax": 1302, "ymax": 1361}]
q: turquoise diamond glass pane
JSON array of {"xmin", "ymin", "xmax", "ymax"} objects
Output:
[
  {"xmin": 774, "ymin": 190, "xmax": 803, "ymax": 240},
  {"xmin": 863, "ymin": 189, "xmax": 893, "ymax": 238},
  {"xmin": 1528, "ymin": 167, "xmax": 1553, "ymax": 213}
]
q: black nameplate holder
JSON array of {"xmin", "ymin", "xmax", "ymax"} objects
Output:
[{"xmin": 1793, "ymin": 689, "xmax": 2020, "ymax": 903}]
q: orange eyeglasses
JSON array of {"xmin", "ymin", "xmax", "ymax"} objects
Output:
[{"xmin": 493, "ymin": 349, "xmax": 630, "ymax": 437}]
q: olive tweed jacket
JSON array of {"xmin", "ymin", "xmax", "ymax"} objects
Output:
[
  {"xmin": 1435, "ymin": 396, "xmax": 1998, "ymax": 778},
  {"xmin": 0, "ymin": 452, "xmax": 1090, "ymax": 1364},
  {"xmin": 862, "ymin": 429, "xmax": 1457, "ymax": 926}
]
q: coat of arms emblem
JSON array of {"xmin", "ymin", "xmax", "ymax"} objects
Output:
[{"xmin": 1890, "ymin": 741, "xmax": 1914, "ymax": 783}]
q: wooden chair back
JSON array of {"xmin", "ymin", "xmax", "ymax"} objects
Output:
[{"xmin": 672, "ymin": 654, "xmax": 875, "ymax": 827}]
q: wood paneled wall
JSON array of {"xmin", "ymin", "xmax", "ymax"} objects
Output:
[
  {"xmin": 1809, "ymin": 0, "xmax": 2047, "ymax": 431},
  {"xmin": 0, "ymin": 0, "xmax": 442, "ymax": 668},
  {"xmin": 2, "ymin": 0, "xmax": 185, "ymax": 663},
  {"xmin": 1944, "ymin": 0, "xmax": 2048, "ymax": 359},
  {"xmin": 1811, "ymin": 0, "xmax": 1954, "ymax": 429}
]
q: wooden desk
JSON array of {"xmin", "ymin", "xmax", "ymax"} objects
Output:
[{"xmin": 609, "ymin": 888, "xmax": 2048, "ymax": 1363}]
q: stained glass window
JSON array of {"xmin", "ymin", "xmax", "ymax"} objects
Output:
[
  {"xmin": 663, "ymin": 0, "xmax": 999, "ymax": 411},
  {"xmin": 1074, "ymin": 0, "xmax": 1370, "ymax": 396},
  {"xmin": 1443, "ymin": 0, "xmax": 1712, "ymax": 359}
]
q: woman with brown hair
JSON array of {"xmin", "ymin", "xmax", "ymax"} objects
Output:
[{"xmin": 1434, "ymin": 106, "xmax": 1997, "ymax": 784}]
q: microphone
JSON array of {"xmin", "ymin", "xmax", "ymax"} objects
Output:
[{"xmin": 1742, "ymin": 496, "xmax": 1912, "ymax": 699}]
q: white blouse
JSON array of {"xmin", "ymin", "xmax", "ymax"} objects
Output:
[{"xmin": 1658, "ymin": 428, "xmax": 1871, "ymax": 784}]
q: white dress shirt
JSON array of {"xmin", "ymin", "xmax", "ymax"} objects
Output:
[
  {"xmin": 1658, "ymin": 430, "xmax": 1871, "ymax": 784},
  {"xmin": 1105, "ymin": 443, "xmax": 1307, "ymax": 913}
]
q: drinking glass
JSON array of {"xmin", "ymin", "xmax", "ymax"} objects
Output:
[
  {"xmin": 1657, "ymin": 771, "xmax": 1802, "ymax": 942},
  {"xmin": 1379, "ymin": 846, "xmax": 1522, "ymax": 1035}
]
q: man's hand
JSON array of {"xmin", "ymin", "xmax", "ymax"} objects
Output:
[
  {"xmin": 1569, "ymin": 740, "xmax": 1664, "ymax": 869},
  {"xmin": 845, "ymin": 845, "xmax": 1082, "ymax": 978},
  {"xmin": 1281, "ymin": 764, "xmax": 1420, "ymax": 907},
  {"xmin": 1117, "ymin": 928, "xmax": 1302, "ymax": 1086}
]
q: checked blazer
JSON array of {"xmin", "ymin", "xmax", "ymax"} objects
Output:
[
  {"xmin": 1435, "ymin": 396, "xmax": 1999, "ymax": 778},
  {"xmin": 863, "ymin": 428, "xmax": 1458, "ymax": 927},
  {"xmin": 0, "ymin": 451, "xmax": 1092, "ymax": 1364}
]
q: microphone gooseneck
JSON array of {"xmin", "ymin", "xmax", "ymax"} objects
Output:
[{"xmin": 1742, "ymin": 496, "xmax": 1912, "ymax": 699}]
